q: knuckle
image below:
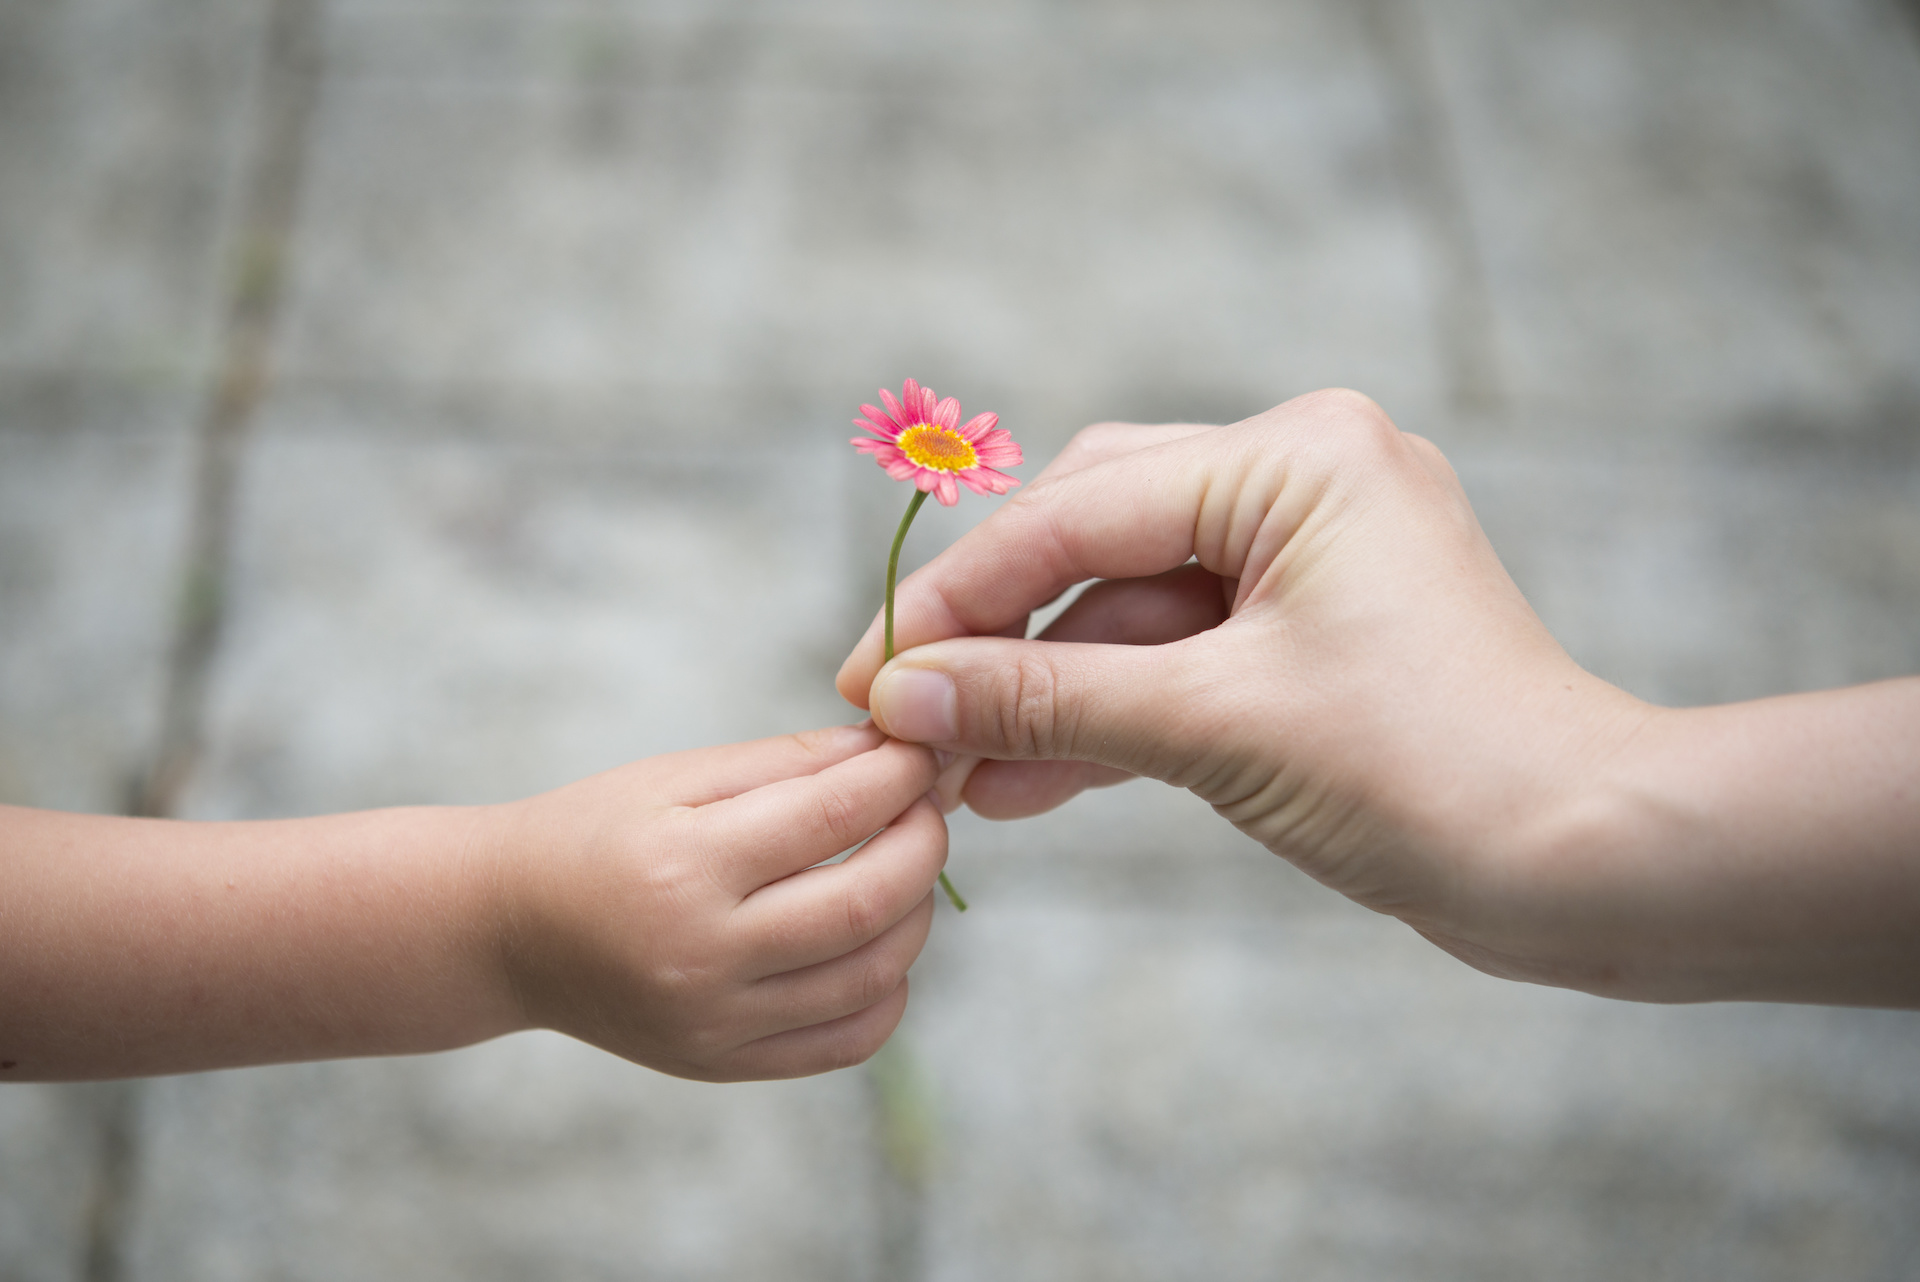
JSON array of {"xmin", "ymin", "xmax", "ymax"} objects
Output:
[
  {"xmin": 785, "ymin": 726, "xmax": 838, "ymax": 764},
  {"xmin": 995, "ymin": 650, "xmax": 1070, "ymax": 758},
  {"xmin": 683, "ymin": 1059, "xmax": 742, "ymax": 1084},
  {"xmin": 647, "ymin": 958, "xmax": 713, "ymax": 1013},
  {"xmin": 1066, "ymin": 420, "xmax": 1126, "ymax": 451},
  {"xmin": 1402, "ymin": 430, "xmax": 1461, "ymax": 482},
  {"xmin": 677, "ymin": 1020, "xmax": 732, "ymax": 1065},
  {"xmin": 812, "ymin": 779, "xmax": 866, "ymax": 850},
  {"xmin": 1299, "ymin": 385, "xmax": 1390, "ymax": 426},
  {"xmin": 842, "ymin": 879, "xmax": 886, "ymax": 947},
  {"xmin": 1298, "ymin": 388, "xmax": 1400, "ymax": 458},
  {"xmin": 914, "ymin": 808, "xmax": 950, "ymax": 862},
  {"xmin": 853, "ymin": 949, "xmax": 903, "ymax": 1011},
  {"xmin": 825, "ymin": 1020, "xmax": 889, "ymax": 1073},
  {"xmin": 658, "ymin": 815, "xmax": 736, "ymax": 905},
  {"xmin": 639, "ymin": 852, "xmax": 703, "ymax": 907}
]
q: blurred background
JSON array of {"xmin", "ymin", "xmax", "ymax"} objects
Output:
[{"xmin": 4, "ymin": 0, "xmax": 1919, "ymax": 1278}]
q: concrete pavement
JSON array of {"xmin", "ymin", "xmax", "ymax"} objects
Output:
[{"xmin": 3, "ymin": 1, "xmax": 1919, "ymax": 1278}]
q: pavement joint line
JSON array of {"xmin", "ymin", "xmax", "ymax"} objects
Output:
[
  {"xmin": 99, "ymin": 4, "xmax": 327, "ymax": 1280},
  {"xmin": 78, "ymin": 1083, "xmax": 138, "ymax": 1282},
  {"xmin": 133, "ymin": 0, "xmax": 327, "ymax": 824},
  {"xmin": 868, "ymin": 1037, "xmax": 937, "ymax": 1280}
]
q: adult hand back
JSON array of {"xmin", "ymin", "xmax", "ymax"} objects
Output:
[{"xmin": 837, "ymin": 389, "xmax": 1920, "ymax": 1007}]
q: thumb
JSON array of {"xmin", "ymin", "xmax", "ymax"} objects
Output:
[{"xmin": 867, "ymin": 636, "xmax": 1207, "ymax": 783}]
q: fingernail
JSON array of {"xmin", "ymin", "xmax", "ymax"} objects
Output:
[{"xmin": 872, "ymin": 667, "xmax": 958, "ymax": 743}]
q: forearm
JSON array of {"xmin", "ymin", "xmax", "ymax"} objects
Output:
[
  {"xmin": 1508, "ymin": 678, "xmax": 1920, "ymax": 1006},
  {"xmin": 0, "ymin": 803, "xmax": 523, "ymax": 1080}
]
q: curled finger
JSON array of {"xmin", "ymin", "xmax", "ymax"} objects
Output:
[{"xmin": 734, "ymin": 794, "xmax": 947, "ymax": 975}]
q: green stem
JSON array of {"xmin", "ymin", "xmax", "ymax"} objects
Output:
[
  {"xmin": 882, "ymin": 486, "xmax": 967, "ymax": 912},
  {"xmin": 884, "ymin": 488, "xmax": 929, "ymax": 665}
]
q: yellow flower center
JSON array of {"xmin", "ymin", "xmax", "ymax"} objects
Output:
[{"xmin": 897, "ymin": 423, "xmax": 979, "ymax": 473}]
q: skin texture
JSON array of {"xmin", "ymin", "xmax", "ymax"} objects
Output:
[
  {"xmin": 837, "ymin": 389, "xmax": 1920, "ymax": 1008},
  {"xmin": 0, "ymin": 724, "xmax": 947, "ymax": 1082}
]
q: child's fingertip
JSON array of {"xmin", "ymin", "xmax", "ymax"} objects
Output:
[
  {"xmin": 826, "ymin": 719, "xmax": 882, "ymax": 752},
  {"xmin": 926, "ymin": 785, "xmax": 964, "ymax": 816},
  {"xmin": 933, "ymin": 755, "xmax": 982, "ymax": 813}
]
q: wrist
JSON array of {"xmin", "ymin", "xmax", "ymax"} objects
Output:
[
  {"xmin": 1486, "ymin": 684, "xmax": 1920, "ymax": 1006},
  {"xmin": 1519, "ymin": 702, "xmax": 1796, "ymax": 1002},
  {"xmin": 324, "ymin": 801, "xmax": 532, "ymax": 1053},
  {"xmin": 1433, "ymin": 683, "xmax": 1681, "ymax": 1000},
  {"xmin": 1565, "ymin": 686, "xmax": 1920, "ymax": 1007},
  {"xmin": 462, "ymin": 799, "xmax": 538, "ymax": 1040}
]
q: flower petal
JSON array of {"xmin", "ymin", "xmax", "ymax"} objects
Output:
[
  {"xmin": 958, "ymin": 411, "xmax": 998, "ymax": 441},
  {"xmin": 933, "ymin": 396, "xmax": 961, "ymax": 429},
  {"xmin": 964, "ymin": 466, "xmax": 1021, "ymax": 493},
  {"xmin": 857, "ymin": 407, "xmax": 901, "ymax": 438},
  {"xmin": 878, "ymin": 387, "xmax": 907, "ymax": 428},
  {"xmin": 935, "ymin": 475, "xmax": 960, "ymax": 505}
]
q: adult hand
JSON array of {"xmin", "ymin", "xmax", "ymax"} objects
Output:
[{"xmin": 837, "ymin": 390, "xmax": 1920, "ymax": 1007}]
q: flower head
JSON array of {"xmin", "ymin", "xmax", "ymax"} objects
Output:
[{"xmin": 851, "ymin": 379, "xmax": 1022, "ymax": 506}]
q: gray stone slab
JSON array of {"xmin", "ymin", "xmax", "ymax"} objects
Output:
[
  {"xmin": 1420, "ymin": 0, "xmax": 1920, "ymax": 434},
  {"xmin": 125, "ymin": 1037, "xmax": 885, "ymax": 1282},
  {"xmin": 0, "ymin": 410, "xmax": 194, "ymax": 814},
  {"xmin": 0, "ymin": 1082, "xmax": 113, "ymax": 1282},
  {"xmin": 1457, "ymin": 440, "xmax": 1920, "ymax": 707},
  {"xmin": 0, "ymin": 0, "xmax": 266, "ymax": 804},
  {"xmin": 10, "ymin": 0, "xmax": 1920, "ymax": 1278},
  {"xmin": 180, "ymin": 413, "xmax": 867, "ymax": 817},
  {"xmin": 271, "ymin": 0, "xmax": 1444, "ymax": 456},
  {"xmin": 903, "ymin": 905, "xmax": 1920, "ymax": 1281},
  {"xmin": 0, "ymin": 0, "xmax": 262, "ymax": 381},
  {"xmin": 0, "ymin": 0, "xmax": 259, "ymax": 807},
  {"xmin": 945, "ymin": 783, "xmax": 1334, "ymax": 922}
]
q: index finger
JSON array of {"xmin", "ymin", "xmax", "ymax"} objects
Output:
[
  {"xmin": 835, "ymin": 415, "xmax": 1297, "ymax": 707},
  {"xmin": 1028, "ymin": 421, "xmax": 1221, "ymax": 486},
  {"xmin": 691, "ymin": 737, "xmax": 941, "ymax": 896},
  {"xmin": 649, "ymin": 722, "xmax": 886, "ymax": 807}
]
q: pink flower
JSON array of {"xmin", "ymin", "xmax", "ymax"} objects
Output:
[{"xmin": 851, "ymin": 379, "xmax": 1022, "ymax": 506}]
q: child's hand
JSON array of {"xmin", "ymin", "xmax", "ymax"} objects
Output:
[
  {"xmin": 0, "ymin": 724, "xmax": 942, "ymax": 1082},
  {"xmin": 487, "ymin": 724, "xmax": 947, "ymax": 1081}
]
